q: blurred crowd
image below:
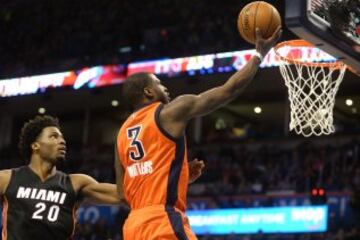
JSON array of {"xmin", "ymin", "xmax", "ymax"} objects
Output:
[
  {"xmin": 188, "ymin": 138, "xmax": 360, "ymax": 197},
  {"xmin": 0, "ymin": 0, "xmax": 242, "ymax": 77},
  {"xmin": 0, "ymin": 0, "xmax": 295, "ymax": 78}
]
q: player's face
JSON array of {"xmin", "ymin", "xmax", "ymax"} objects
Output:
[
  {"xmin": 34, "ymin": 127, "xmax": 67, "ymax": 163},
  {"xmin": 150, "ymin": 75, "xmax": 170, "ymax": 104}
]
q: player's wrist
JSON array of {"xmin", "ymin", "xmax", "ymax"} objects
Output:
[{"xmin": 253, "ymin": 51, "xmax": 264, "ymax": 62}]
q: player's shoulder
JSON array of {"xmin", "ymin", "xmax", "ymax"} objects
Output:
[
  {"xmin": 0, "ymin": 169, "xmax": 12, "ymax": 178},
  {"xmin": 119, "ymin": 114, "xmax": 134, "ymax": 133},
  {"xmin": 55, "ymin": 169, "xmax": 68, "ymax": 177},
  {"xmin": 68, "ymin": 173, "xmax": 87, "ymax": 182},
  {"xmin": 0, "ymin": 169, "xmax": 12, "ymax": 194},
  {"xmin": 0, "ymin": 166, "xmax": 31, "ymax": 182}
]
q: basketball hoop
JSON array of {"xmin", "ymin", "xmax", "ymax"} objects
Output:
[{"xmin": 274, "ymin": 39, "xmax": 347, "ymax": 137}]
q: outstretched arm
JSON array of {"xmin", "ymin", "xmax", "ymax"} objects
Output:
[
  {"xmin": 71, "ymin": 174, "xmax": 122, "ymax": 205},
  {"xmin": 160, "ymin": 27, "xmax": 282, "ymax": 137},
  {"xmin": 70, "ymin": 143, "xmax": 127, "ymax": 205}
]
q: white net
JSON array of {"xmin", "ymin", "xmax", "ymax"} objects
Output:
[{"xmin": 275, "ymin": 41, "xmax": 347, "ymax": 137}]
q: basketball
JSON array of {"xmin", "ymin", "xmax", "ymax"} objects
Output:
[{"xmin": 238, "ymin": 1, "xmax": 281, "ymax": 44}]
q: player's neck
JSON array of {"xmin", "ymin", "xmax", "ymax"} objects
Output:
[
  {"xmin": 28, "ymin": 157, "xmax": 57, "ymax": 182},
  {"xmin": 133, "ymin": 100, "xmax": 157, "ymax": 111}
]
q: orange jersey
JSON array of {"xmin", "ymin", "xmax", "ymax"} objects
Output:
[{"xmin": 117, "ymin": 102, "xmax": 189, "ymax": 212}]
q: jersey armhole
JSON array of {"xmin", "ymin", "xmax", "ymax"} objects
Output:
[
  {"xmin": 3, "ymin": 169, "xmax": 14, "ymax": 196},
  {"xmin": 115, "ymin": 133, "xmax": 125, "ymax": 167},
  {"xmin": 154, "ymin": 104, "xmax": 183, "ymax": 142},
  {"xmin": 67, "ymin": 175, "xmax": 81, "ymax": 202}
]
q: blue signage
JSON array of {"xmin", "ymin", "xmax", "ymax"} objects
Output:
[{"xmin": 187, "ymin": 206, "xmax": 328, "ymax": 235}]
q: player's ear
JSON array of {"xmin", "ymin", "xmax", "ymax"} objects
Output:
[
  {"xmin": 31, "ymin": 142, "xmax": 40, "ymax": 151},
  {"xmin": 143, "ymin": 86, "xmax": 155, "ymax": 99}
]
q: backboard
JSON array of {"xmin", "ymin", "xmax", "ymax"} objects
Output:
[{"xmin": 285, "ymin": 0, "xmax": 360, "ymax": 74}]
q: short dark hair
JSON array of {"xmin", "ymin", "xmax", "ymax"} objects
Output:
[
  {"xmin": 122, "ymin": 72, "xmax": 153, "ymax": 108},
  {"xmin": 18, "ymin": 115, "xmax": 60, "ymax": 159}
]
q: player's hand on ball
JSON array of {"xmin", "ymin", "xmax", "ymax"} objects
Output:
[
  {"xmin": 189, "ymin": 158, "xmax": 205, "ymax": 184},
  {"xmin": 255, "ymin": 26, "xmax": 282, "ymax": 58}
]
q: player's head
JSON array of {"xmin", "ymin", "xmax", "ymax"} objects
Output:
[
  {"xmin": 123, "ymin": 72, "xmax": 170, "ymax": 109},
  {"xmin": 19, "ymin": 115, "xmax": 66, "ymax": 163}
]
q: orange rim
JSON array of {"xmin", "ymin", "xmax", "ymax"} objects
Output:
[{"xmin": 274, "ymin": 39, "xmax": 345, "ymax": 69}]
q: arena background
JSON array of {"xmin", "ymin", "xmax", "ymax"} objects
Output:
[{"xmin": 0, "ymin": 0, "xmax": 360, "ymax": 239}]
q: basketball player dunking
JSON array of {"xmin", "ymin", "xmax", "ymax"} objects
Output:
[
  {"xmin": 0, "ymin": 115, "xmax": 122, "ymax": 240},
  {"xmin": 115, "ymin": 27, "xmax": 282, "ymax": 239}
]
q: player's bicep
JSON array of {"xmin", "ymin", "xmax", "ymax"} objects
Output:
[
  {"xmin": 163, "ymin": 86, "xmax": 230, "ymax": 121},
  {"xmin": 188, "ymin": 86, "xmax": 233, "ymax": 117},
  {"xmin": 161, "ymin": 94, "xmax": 197, "ymax": 121},
  {"xmin": 77, "ymin": 174, "xmax": 99, "ymax": 196},
  {"xmin": 77, "ymin": 175, "xmax": 120, "ymax": 204}
]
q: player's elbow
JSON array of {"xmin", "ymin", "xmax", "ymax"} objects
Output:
[
  {"xmin": 218, "ymin": 85, "xmax": 242, "ymax": 103},
  {"xmin": 110, "ymin": 196, "xmax": 123, "ymax": 205}
]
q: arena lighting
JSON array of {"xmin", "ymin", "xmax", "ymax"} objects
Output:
[
  {"xmin": 0, "ymin": 65, "xmax": 127, "ymax": 98},
  {"xmin": 38, "ymin": 107, "xmax": 46, "ymax": 114},
  {"xmin": 111, "ymin": 100, "xmax": 119, "ymax": 107},
  {"xmin": 310, "ymin": 188, "xmax": 327, "ymax": 205},
  {"xmin": 187, "ymin": 206, "xmax": 328, "ymax": 234},
  {"xmin": 119, "ymin": 46, "xmax": 132, "ymax": 53},
  {"xmin": 312, "ymin": 188, "xmax": 318, "ymax": 196},
  {"xmin": 0, "ymin": 47, "xmax": 337, "ymax": 98},
  {"xmin": 254, "ymin": 106, "xmax": 262, "ymax": 114},
  {"xmin": 346, "ymin": 99, "xmax": 353, "ymax": 106},
  {"xmin": 311, "ymin": 188, "xmax": 326, "ymax": 196},
  {"xmin": 127, "ymin": 47, "xmax": 336, "ymax": 76}
]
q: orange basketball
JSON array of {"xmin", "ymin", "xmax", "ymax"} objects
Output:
[{"xmin": 238, "ymin": 1, "xmax": 281, "ymax": 44}]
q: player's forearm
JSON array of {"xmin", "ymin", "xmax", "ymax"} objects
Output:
[
  {"xmin": 162, "ymin": 55, "xmax": 263, "ymax": 121},
  {"xmin": 222, "ymin": 56, "xmax": 261, "ymax": 100},
  {"xmin": 88, "ymin": 183, "xmax": 123, "ymax": 204},
  {"xmin": 188, "ymin": 56, "xmax": 262, "ymax": 118},
  {"xmin": 100, "ymin": 184, "xmax": 124, "ymax": 203}
]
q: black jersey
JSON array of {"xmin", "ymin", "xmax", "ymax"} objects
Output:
[{"xmin": 1, "ymin": 166, "xmax": 78, "ymax": 240}]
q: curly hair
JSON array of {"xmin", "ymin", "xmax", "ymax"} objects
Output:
[{"xmin": 18, "ymin": 115, "xmax": 60, "ymax": 160}]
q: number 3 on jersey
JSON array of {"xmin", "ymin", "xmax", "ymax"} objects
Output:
[{"xmin": 127, "ymin": 125, "xmax": 145, "ymax": 161}]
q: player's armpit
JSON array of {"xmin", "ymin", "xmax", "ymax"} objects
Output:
[{"xmin": 0, "ymin": 170, "xmax": 12, "ymax": 195}]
